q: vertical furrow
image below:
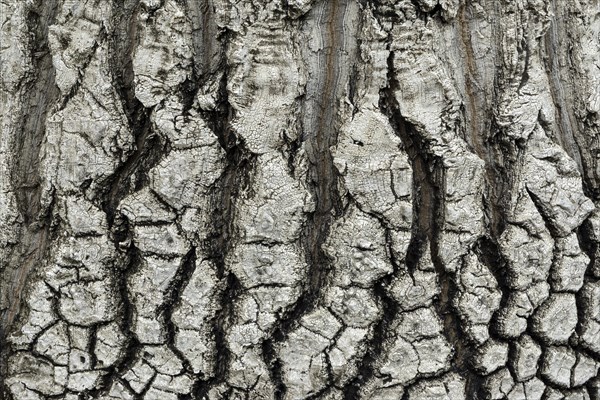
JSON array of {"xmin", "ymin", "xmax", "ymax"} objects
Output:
[
  {"xmin": 3, "ymin": 0, "xmax": 140, "ymax": 397},
  {"xmin": 211, "ymin": 1, "xmax": 319, "ymax": 397},
  {"xmin": 272, "ymin": 1, "xmax": 367, "ymax": 398},
  {"xmin": 0, "ymin": 0, "xmax": 60, "ymax": 378}
]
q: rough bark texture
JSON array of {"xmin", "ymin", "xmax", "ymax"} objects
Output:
[{"xmin": 1, "ymin": 0, "xmax": 600, "ymax": 399}]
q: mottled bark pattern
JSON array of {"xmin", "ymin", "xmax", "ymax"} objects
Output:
[{"xmin": 1, "ymin": 0, "xmax": 600, "ymax": 399}]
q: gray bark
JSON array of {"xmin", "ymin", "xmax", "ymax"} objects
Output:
[{"xmin": 1, "ymin": 0, "xmax": 599, "ymax": 399}]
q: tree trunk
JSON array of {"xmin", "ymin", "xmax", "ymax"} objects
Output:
[{"xmin": 1, "ymin": 0, "xmax": 599, "ymax": 398}]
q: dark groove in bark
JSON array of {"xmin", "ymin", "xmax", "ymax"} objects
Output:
[
  {"xmin": 486, "ymin": 122, "xmax": 525, "ymax": 241},
  {"xmin": 160, "ymin": 247, "xmax": 197, "ymax": 373},
  {"xmin": 193, "ymin": 273, "xmax": 243, "ymax": 399},
  {"xmin": 92, "ymin": 238, "xmax": 142, "ymax": 397},
  {"xmin": 525, "ymin": 186, "xmax": 562, "ymax": 239},
  {"xmin": 381, "ymin": 24, "xmax": 442, "ymax": 245},
  {"xmin": 474, "ymin": 236, "xmax": 510, "ymax": 331},
  {"xmin": 543, "ymin": 0, "xmax": 585, "ymax": 177},
  {"xmin": 86, "ymin": 8, "xmax": 169, "ymax": 391},
  {"xmin": 409, "ymin": 0, "xmax": 443, "ymax": 20},
  {"xmin": 12, "ymin": 0, "xmax": 60, "ymax": 225},
  {"xmin": 428, "ymin": 176, "xmax": 480, "ymax": 394},
  {"xmin": 100, "ymin": 108, "xmax": 164, "ymax": 225},
  {"xmin": 578, "ymin": 217, "xmax": 599, "ymax": 279},
  {"xmin": 0, "ymin": 0, "xmax": 60, "ymax": 394},
  {"xmin": 263, "ymin": 290, "xmax": 312, "ymax": 399},
  {"xmin": 301, "ymin": 0, "xmax": 347, "ymax": 305},
  {"xmin": 202, "ymin": 161, "xmax": 237, "ymax": 384},
  {"xmin": 110, "ymin": 0, "xmax": 141, "ymax": 126},
  {"xmin": 103, "ymin": 0, "xmax": 166, "ymax": 226},
  {"xmin": 373, "ymin": 43, "xmax": 452, "ymax": 397},
  {"xmin": 341, "ymin": 201, "xmax": 401, "ymax": 399},
  {"xmin": 483, "ymin": 0, "xmax": 517, "ymax": 242},
  {"xmin": 281, "ymin": 116, "xmax": 302, "ymax": 178},
  {"xmin": 102, "ymin": 0, "xmax": 157, "ymax": 227},
  {"xmin": 185, "ymin": 0, "xmax": 222, "ymax": 80},
  {"xmin": 266, "ymin": 1, "xmax": 351, "ymax": 397},
  {"xmin": 383, "ymin": 45, "xmax": 484, "ymax": 397},
  {"xmin": 573, "ymin": 221, "xmax": 600, "ymax": 362},
  {"xmin": 456, "ymin": 2, "xmax": 497, "ymax": 165},
  {"xmin": 261, "ymin": 338, "xmax": 285, "ymax": 399},
  {"xmin": 378, "ymin": 52, "xmax": 430, "ymax": 276},
  {"xmin": 193, "ymin": 28, "xmax": 258, "ymax": 396},
  {"xmin": 473, "ymin": 235, "xmax": 513, "ymax": 396},
  {"xmin": 88, "ymin": 324, "xmax": 99, "ymax": 370}
]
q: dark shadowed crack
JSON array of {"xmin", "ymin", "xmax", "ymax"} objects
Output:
[
  {"xmin": 160, "ymin": 247, "xmax": 198, "ymax": 373},
  {"xmin": 473, "ymin": 236, "xmax": 512, "ymax": 395},
  {"xmin": 183, "ymin": 0, "xmax": 223, "ymax": 80},
  {"xmin": 281, "ymin": 121, "xmax": 302, "ymax": 178},
  {"xmin": 192, "ymin": 273, "xmax": 243, "ymax": 399},
  {"xmin": 100, "ymin": 103, "xmax": 165, "ymax": 225},
  {"xmin": 90, "ymin": 236, "xmax": 141, "ymax": 397},
  {"xmin": 82, "ymin": 7, "xmax": 169, "ymax": 392},
  {"xmin": 190, "ymin": 28, "xmax": 258, "ymax": 397},
  {"xmin": 577, "ymin": 218, "xmax": 597, "ymax": 275},
  {"xmin": 341, "ymin": 199, "xmax": 401, "ymax": 399},
  {"xmin": 300, "ymin": 0, "xmax": 347, "ymax": 308},
  {"xmin": 264, "ymin": 1, "xmax": 351, "ymax": 397},
  {"xmin": 0, "ymin": 0, "xmax": 60, "ymax": 392},
  {"xmin": 195, "ymin": 134, "xmax": 255, "ymax": 395},
  {"xmin": 381, "ymin": 45, "xmax": 483, "ymax": 396},
  {"xmin": 379, "ymin": 50, "xmax": 434, "ymax": 276},
  {"xmin": 574, "ymin": 219, "xmax": 600, "ymax": 364},
  {"xmin": 103, "ymin": 0, "xmax": 167, "ymax": 226},
  {"xmin": 12, "ymin": 0, "xmax": 60, "ymax": 226},
  {"xmin": 409, "ymin": 0, "xmax": 443, "ymax": 20}
]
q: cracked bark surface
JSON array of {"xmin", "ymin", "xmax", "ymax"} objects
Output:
[{"xmin": 1, "ymin": 0, "xmax": 600, "ymax": 399}]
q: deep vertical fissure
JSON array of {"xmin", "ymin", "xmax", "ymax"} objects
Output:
[
  {"xmin": 103, "ymin": 0, "xmax": 168, "ymax": 226},
  {"xmin": 379, "ymin": 46, "xmax": 435, "ymax": 274},
  {"xmin": 161, "ymin": 247, "xmax": 198, "ymax": 373},
  {"xmin": 0, "ymin": 0, "xmax": 60, "ymax": 390},
  {"xmin": 263, "ymin": 0, "xmax": 353, "ymax": 396},
  {"xmin": 91, "ymin": 237, "xmax": 141, "ymax": 396},
  {"xmin": 341, "ymin": 199, "xmax": 401, "ymax": 399},
  {"xmin": 543, "ymin": 0, "xmax": 585, "ymax": 176},
  {"xmin": 12, "ymin": 0, "xmax": 60, "ymax": 225},
  {"xmin": 302, "ymin": 0, "xmax": 347, "ymax": 306},
  {"xmin": 457, "ymin": 2, "xmax": 486, "ymax": 159},
  {"xmin": 89, "ymin": 2, "xmax": 165, "ymax": 394},
  {"xmin": 382, "ymin": 43, "xmax": 485, "ymax": 396},
  {"xmin": 190, "ymin": 22, "xmax": 261, "ymax": 395}
]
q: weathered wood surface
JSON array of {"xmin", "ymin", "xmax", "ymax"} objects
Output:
[{"xmin": 1, "ymin": 0, "xmax": 599, "ymax": 398}]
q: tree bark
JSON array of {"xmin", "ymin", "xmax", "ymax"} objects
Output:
[{"xmin": 1, "ymin": 0, "xmax": 599, "ymax": 399}]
